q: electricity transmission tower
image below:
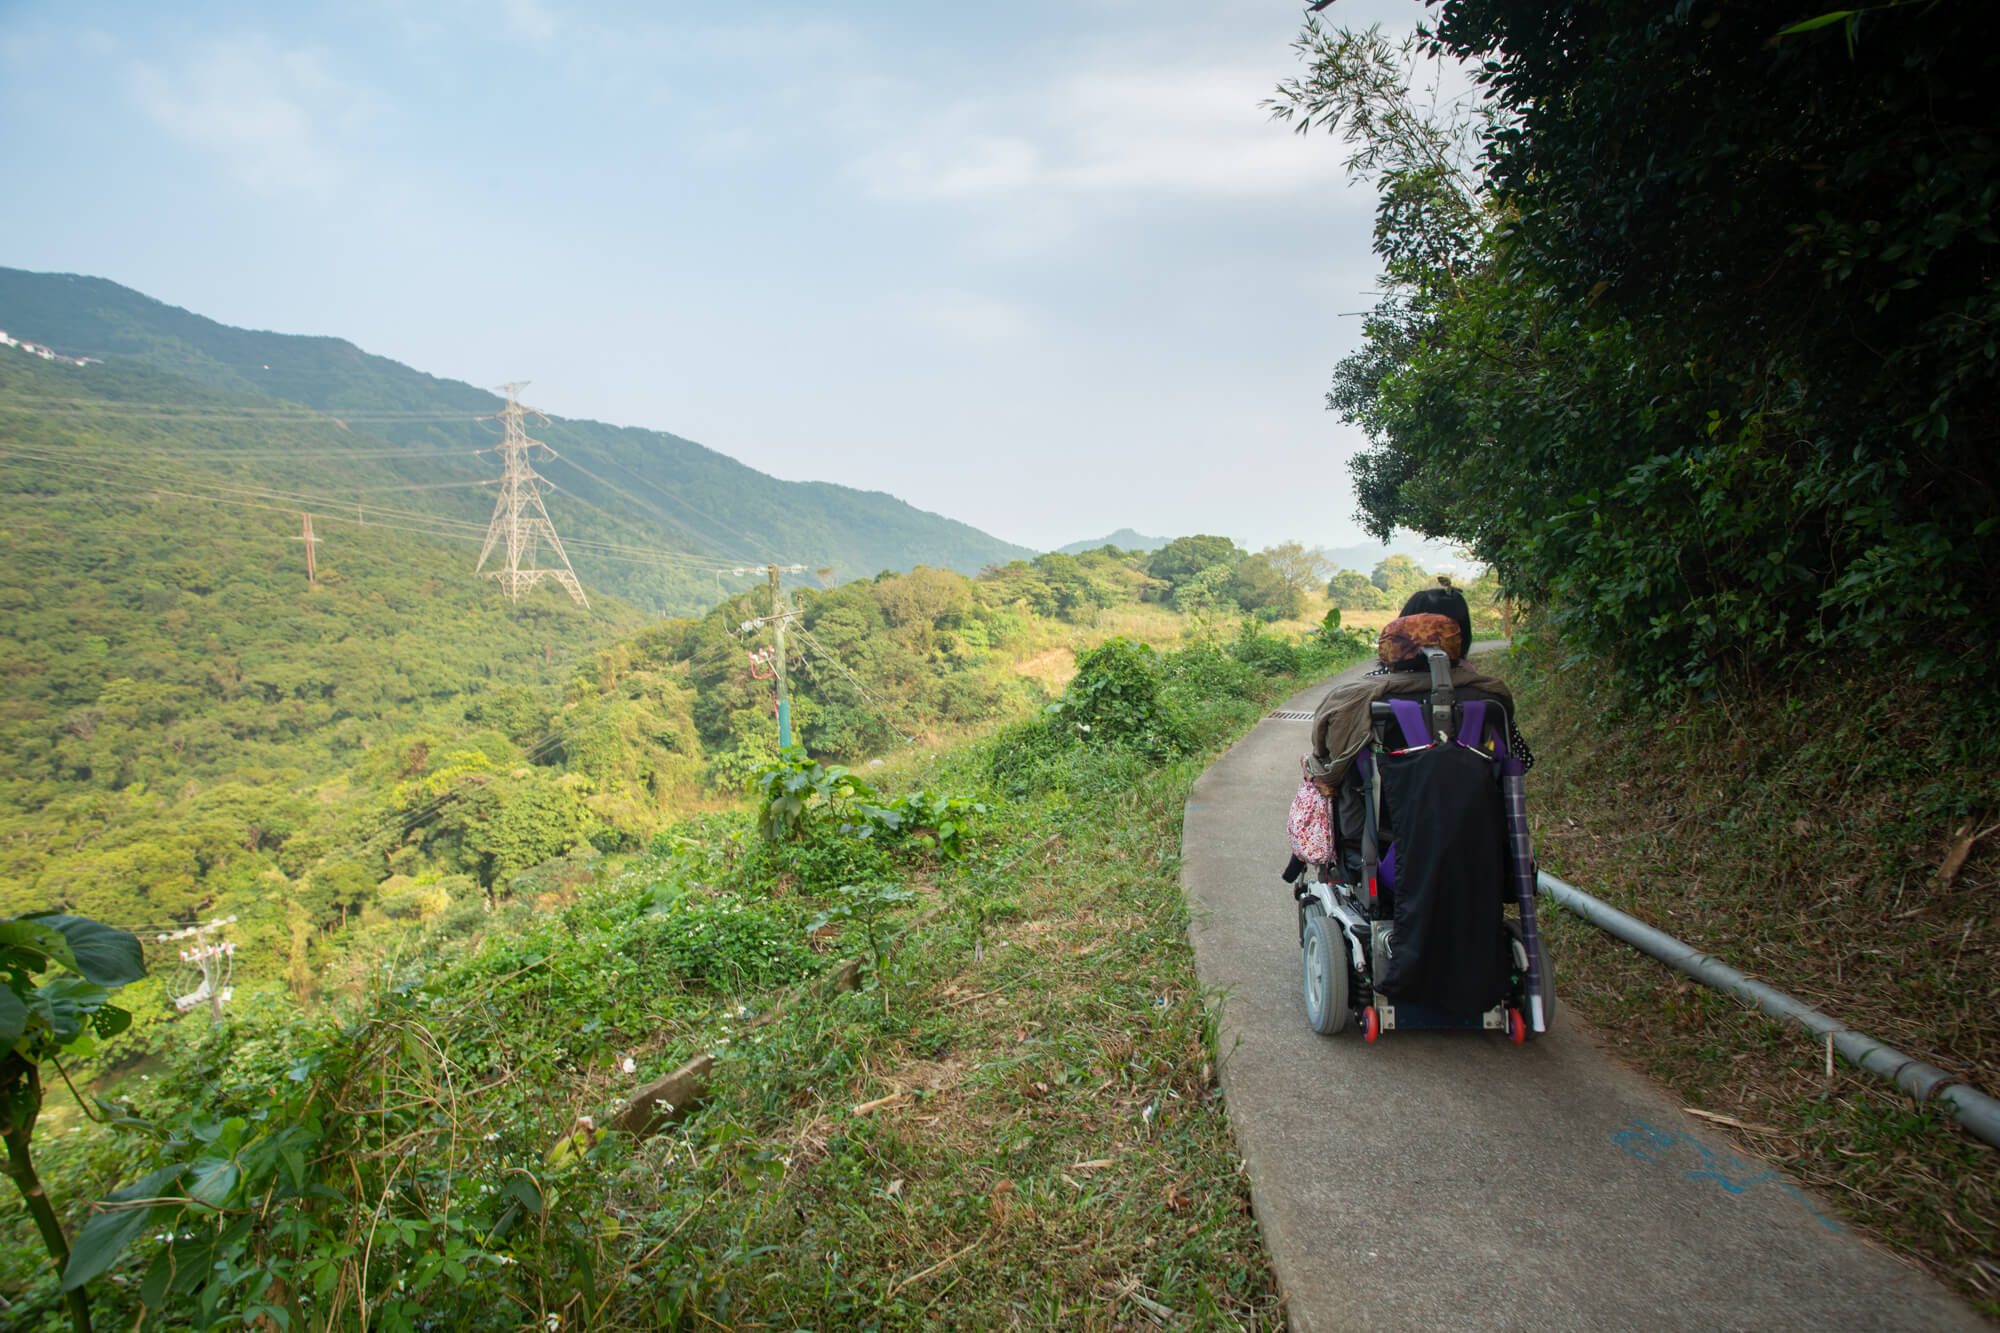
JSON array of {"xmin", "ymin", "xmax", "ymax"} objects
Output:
[
  {"xmin": 294, "ymin": 512, "xmax": 320, "ymax": 588},
  {"xmin": 476, "ymin": 383, "xmax": 589, "ymax": 606}
]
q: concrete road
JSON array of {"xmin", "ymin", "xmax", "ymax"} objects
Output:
[{"xmin": 1181, "ymin": 666, "xmax": 1984, "ymax": 1332}]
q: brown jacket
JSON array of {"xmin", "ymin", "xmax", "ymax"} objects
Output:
[{"xmin": 1308, "ymin": 662, "xmax": 1515, "ymax": 786}]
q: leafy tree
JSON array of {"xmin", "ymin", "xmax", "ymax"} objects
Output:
[
  {"xmin": 1145, "ymin": 535, "xmax": 1245, "ymax": 592},
  {"xmin": 1370, "ymin": 555, "xmax": 1430, "ymax": 604},
  {"xmin": 1170, "ymin": 565, "xmax": 1238, "ymax": 617},
  {"xmin": 1259, "ymin": 541, "xmax": 1331, "ymax": 598},
  {"xmin": 1228, "ymin": 554, "xmax": 1304, "ymax": 620},
  {"xmin": 873, "ymin": 567, "xmax": 973, "ymax": 638},
  {"xmin": 1326, "ymin": 569, "xmax": 1392, "ymax": 610},
  {"xmin": 1278, "ymin": 2, "xmax": 2000, "ymax": 697},
  {"xmin": 1027, "ymin": 553, "xmax": 1111, "ymax": 623}
]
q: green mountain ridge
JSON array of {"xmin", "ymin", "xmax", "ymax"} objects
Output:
[{"xmin": 0, "ymin": 267, "xmax": 1036, "ymax": 613}]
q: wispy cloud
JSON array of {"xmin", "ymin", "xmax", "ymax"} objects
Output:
[
  {"xmin": 498, "ymin": 0, "xmax": 559, "ymax": 43},
  {"xmin": 131, "ymin": 37, "xmax": 380, "ymax": 201},
  {"xmin": 852, "ymin": 60, "xmax": 1351, "ymax": 208}
]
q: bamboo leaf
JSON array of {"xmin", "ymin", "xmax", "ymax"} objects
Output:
[{"xmin": 1776, "ymin": 11, "xmax": 1855, "ymax": 35}]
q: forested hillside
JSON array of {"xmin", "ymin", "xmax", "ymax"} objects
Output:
[
  {"xmin": 0, "ymin": 341, "xmax": 1338, "ymax": 1028},
  {"xmin": 0, "ymin": 349, "xmax": 651, "ymax": 929},
  {"xmin": 0, "ymin": 267, "xmax": 1034, "ymax": 614}
]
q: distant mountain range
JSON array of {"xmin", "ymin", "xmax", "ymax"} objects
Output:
[
  {"xmin": 1322, "ymin": 540, "xmax": 1478, "ymax": 578},
  {"xmin": 1047, "ymin": 532, "xmax": 1473, "ymax": 575},
  {"xmin": 0, "ymin": 267, "xmax": 1035, "ymax": 614},
  {"xmin": 1055, "ymin": 529, "xmax": 1167, "ymax": 556}
]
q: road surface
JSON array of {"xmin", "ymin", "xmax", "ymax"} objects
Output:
[{"xmin": 1180, "ymin": 664, "xmax": 1984, "ymax": 1332}]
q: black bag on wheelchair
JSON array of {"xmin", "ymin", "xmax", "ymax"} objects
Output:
[{"xmin": 1370, "ymin": 690, "xmax": 1512, "ymax": 1013}]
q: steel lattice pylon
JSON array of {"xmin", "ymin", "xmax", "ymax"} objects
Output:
[{"xmin": 475, "ymin": 382, "xmax": 589, "ymax": 606}]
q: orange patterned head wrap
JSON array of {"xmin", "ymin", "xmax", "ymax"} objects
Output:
[{"xmin": 1377, "ymin": 612, "xmax": 1464, "ymax": 668}]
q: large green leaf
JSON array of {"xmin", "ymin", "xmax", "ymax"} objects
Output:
[
  {"xmin": 186, "ymin": 1156, "xmax": 240, "ymax": 1211},
  {"xmin": 0, "ymin": 984, "xmax": 26, "ymax": 1046},
  {"xmin": 35, "ymin": 977, "xmax": 112, "ymax": 1045},
  {"xmin": 61, "ymin": 1164, "xmax": 187, "ymax": 1291},
  {"xmin": 0, "ymin": 919, "xmax": 78, "ymax": 974},
  {"xmin": 25, "ymin": 915, "xmax": 146, "ymax": 986}
]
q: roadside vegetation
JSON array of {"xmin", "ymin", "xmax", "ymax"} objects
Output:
[
  {"xmin": 1, "ymin": 625, "xmax": 1371, "ymax": 1330},
  {"xmin": 0, "ymin": 322, "xmax": 1433, "ymax": 1328},
  {"xmin": 1511, "ymin": 633, "xmax": 1999, "ymax": 1313}
]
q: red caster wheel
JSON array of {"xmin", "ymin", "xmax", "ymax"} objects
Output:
[
  {"xmin": 1362, "ymin": 1006, "xmax": 1381, "ymax": 1042},
  {"xmin": 1506, "ymin": 1007, "xmax": 1527, "ymax": 1045}
]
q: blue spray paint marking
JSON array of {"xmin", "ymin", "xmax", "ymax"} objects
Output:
[{"xmin": 1613, "ymin": 1120, "xmax": 1843, "ymax": 1232}]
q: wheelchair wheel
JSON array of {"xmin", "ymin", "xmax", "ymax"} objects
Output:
[
  {"xmin": 1533, "ymin": 927, "xmax": 1556, "ymax": 1034},
  {"xmin": 1301, "ymin": 903, "xmax": 1349, "ymax": 1035},
  {"xmin": 1506, "ymin": 920, "xmax": 1557, "ymax": 1037}
]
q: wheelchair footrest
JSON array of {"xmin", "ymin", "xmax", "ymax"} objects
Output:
[{"xmin": 1376, "ymin": 998, "xmax": 1506, "ymax": 1031}]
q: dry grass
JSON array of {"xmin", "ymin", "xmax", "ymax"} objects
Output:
[
  {"xmin": 1012, "ymin": 648, "xmax": 1079, "ymax": 689},
  {"xmin": 1335, "ymin": 608, "xmax": 1397, "ymax": 632},
  {"xmin": 1084, "ymin": 604, "xmax": 1193, "ymax": 645},
  {"xmin": 1509, "ymin": 640, "xmax": 2000, "ymax": 1314}
]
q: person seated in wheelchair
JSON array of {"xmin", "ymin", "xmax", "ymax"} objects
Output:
[
  {"xmin": 1306, "ymin": 584, "xmax": 1526, "ymax": 886},
  {"xmin": 1296, "ymin": 584, "xmax": 1548, "ymax": 1033}
]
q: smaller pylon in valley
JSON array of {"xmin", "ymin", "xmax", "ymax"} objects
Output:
[
  {"xmin": 476, "ymin": 382, "xmax": 589, "ymax": 606},
  {"xmin": 160, "ymin": 917, "xmax": 237, "ymax": 1019}
]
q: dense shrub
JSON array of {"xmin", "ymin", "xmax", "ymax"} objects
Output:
[
  {"xmin": 630, "ymin": 888, "xmax": 813, "ymax": 989},
  {"xmin": 1228, "ymin": 620, "xmax": 1300, "ymax": 676},
  {"xmin": 1045, "ymin": 637, "xmax": 1173, "ymax": 752},
  {"xmin": 983, "ymin": 715, "xmax": 1076, "ymax": 797}
]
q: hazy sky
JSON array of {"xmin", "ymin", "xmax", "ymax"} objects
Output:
[{"xmin": 0, "ymin": 0, "xmax": 1460, "ymax": 563}]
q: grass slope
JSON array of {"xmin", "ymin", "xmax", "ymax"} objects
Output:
[{"xmin": 4, "ymin": 631, "xmax": 1365, "ymax": 1330}]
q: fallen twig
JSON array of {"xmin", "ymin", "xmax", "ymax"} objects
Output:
[
  {"xmin": 887, "ymin": 1236, "xmax": 984, "ymax": 1297},
  {"xmin": 1682, "ymin": 1106, "xmax": 1779, "ymax": 1134},
  {"xmin": 853, "ymin": 1090, "xmax": 910, "ymax": 1116}
]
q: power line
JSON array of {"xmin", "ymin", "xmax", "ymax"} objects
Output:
[
  {"xmin": 9, "ymin": 393, "xmax": 785, "ymax": 566},
  {"xmin": 541, "ymin": 449, "xmax": 772, "ymax": 568},
  {"xmin": 791, "ymin": 624, "xmax": 921, "ymax": 745},
  {"xmin": 3, "ymin": 384, "xmax": 824, "ymax": 592},
  {"xmin": 0, "ymin": 445, "xmax": 736, "ymax": 572}
]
